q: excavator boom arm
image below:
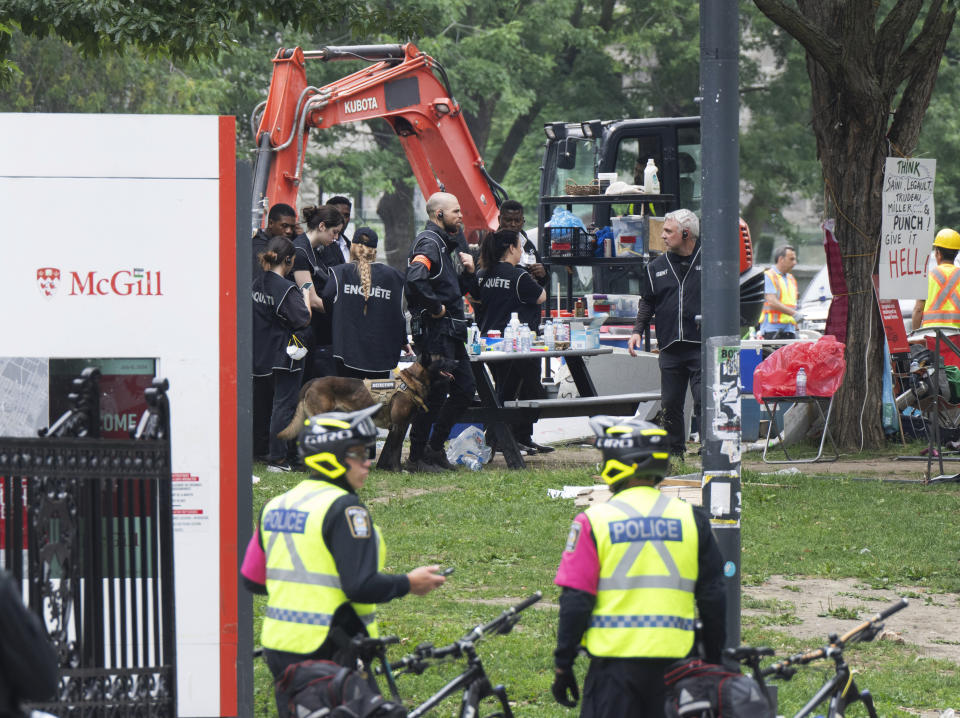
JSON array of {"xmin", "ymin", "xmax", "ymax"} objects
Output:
[{"xmin": 252, "ymin": 43, "xmax": 504, "ymax": 242}]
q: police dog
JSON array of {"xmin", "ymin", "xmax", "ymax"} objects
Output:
[{"xmin": 278, "ymin": 362, "xmax": 430, "ymax": 472}]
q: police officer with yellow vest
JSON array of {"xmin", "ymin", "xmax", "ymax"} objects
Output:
[
  {"xmin": 551, "ymin": 416, "xmax": 726, "ymax": 717},
  {"xmin": 759, "ymin": 245, "xmax": 801, "ymax": 339},
  {"xmin": 915, "ymin": 228, "xmax": 960, "ymax": 330},
  {"xmin": 241, "ymin": 405, "xmax": 447, "ymax": 684}
]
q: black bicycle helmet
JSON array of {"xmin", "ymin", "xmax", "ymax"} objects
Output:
[
  {"xmin": 298, "ymin": 404, "xmax": 380, "ymax": 479},
  {"xmin": 589, "ymin": 415, "xmax": 670, "ymax": 488}
]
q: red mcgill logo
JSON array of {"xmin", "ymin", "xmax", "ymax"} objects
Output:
[
  {"xmin": 35, "ymin": 267, "xmax": 163, "ymax": 297},
  {"xmin": 37, "ymin": 267, "xmax": 61, "ymax": 297}
]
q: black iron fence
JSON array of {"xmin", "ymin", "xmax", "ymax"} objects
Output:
[{"xmin": 0, "ymin": 368, "xmax": 177, "ymax": 717}]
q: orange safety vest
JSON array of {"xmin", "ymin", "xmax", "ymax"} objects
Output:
[
  {"xmin": 760, "ymin": 268, "xmax": 798, "ymax": 325},
  {"xmin": 922, "ymin": 264, "xmax": 960, "ymax": 328}
]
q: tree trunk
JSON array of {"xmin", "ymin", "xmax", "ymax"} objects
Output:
[
  {"xmin": 802, "ymin": 7, "xmax": 888, "ymax": 449},
  {"xmin": 378, "ymin": 180, "xmax": 414, "ymax": 274}
]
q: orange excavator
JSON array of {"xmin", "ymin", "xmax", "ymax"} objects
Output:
[{"xmin": 250, "ymin": 43, "xmax": 507, "ymax": 244}]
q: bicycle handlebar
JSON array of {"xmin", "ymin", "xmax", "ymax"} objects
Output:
[
  {"xmin": 838, "ymin": 597, "xmax": 908, "ymax": 644},
  {"xmin": 724, "ymin": 645, "xmax": 774, "ymax": 662},
  {"xmin": 386, "ymin": 592, "xmax": 543, "ymax": 674},
  {"xmin": 470, "ymin": 591, "xmax": 543, "ymax": 640},
  {"xmin": 762, "ymin": 598, "xmax": 908, "ymax": 678}
]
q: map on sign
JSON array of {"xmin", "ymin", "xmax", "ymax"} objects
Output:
[{"xmin": 880, "ymin": 157, "xmax": 936, "ymax": 300}]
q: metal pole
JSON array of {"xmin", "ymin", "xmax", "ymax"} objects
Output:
[{"xmin": 700, "ymin": 0, "xmax": 742, "ymax": 648}]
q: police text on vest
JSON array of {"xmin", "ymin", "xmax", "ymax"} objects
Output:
[{"xmin": 608, "ymin": 517, "xmax": 682, "ymax": 543}]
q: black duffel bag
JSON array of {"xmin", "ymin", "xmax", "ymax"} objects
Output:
[
  {"xmin": 663, "ymin": 658, "xmax": 773, "ymax": 718},
  {"xmin": 276, "ymin": 659, "xmax": 406, "ymax": 718}
]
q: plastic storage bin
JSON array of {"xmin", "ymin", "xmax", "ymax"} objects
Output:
[
  {"xmin": 612, "ymin": 216, "xmax": 645, "ymax": 256},
  {"xmin": 546, "ymin": 227, "xmax": 595, "ymax": 257},
  {"xmin": 585, "ymin": 293, "xmax": 639, "ymax": 319}
]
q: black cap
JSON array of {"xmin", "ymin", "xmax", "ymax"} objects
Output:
[{"xmin": 354, "ymin": 227, "xmax": 378, "ymax": 248}]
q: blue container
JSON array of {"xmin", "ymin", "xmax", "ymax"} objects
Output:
[
  {"xmin": 448, "ymin": 422, "xmax": 483, "ymax": 439},
  {"xmin": 740, "ymin": 348, "xmax": 764, "ymax": 394}
]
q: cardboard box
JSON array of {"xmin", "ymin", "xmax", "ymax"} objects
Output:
[{"xmin": 647, "ymin": 217, "xmax": 666, "ymax": 253}]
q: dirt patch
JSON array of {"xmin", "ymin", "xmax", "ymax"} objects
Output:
[
  {"xmin": 744, "ymin": 575, "xmax": 960, "ymax": 664},
  {"xmin": 483, "ymin": 439, "xmax": 936, "ymax": 481}
]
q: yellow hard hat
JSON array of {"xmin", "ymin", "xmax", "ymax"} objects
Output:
[{"xmin": 934, "ymin": 228, "xmax": 960, "ymax": 251}]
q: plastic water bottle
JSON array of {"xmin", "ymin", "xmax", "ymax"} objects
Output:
[
  {"xmin": 796, "ymin": 367, "xmax": 807, "ymax": 396},
  {"xmin": 519, "ymin": 325, "xmax": 532, "ymax": 353},
  {"xmin": 508, "ymin": 312, "xmax": 522, "ymax": 352},
  {"xmin": 461, "ymin": 451, "xmax": 483, "ymax": 471},
  {"xmin": 503, "ymin": 324, "xmax": 516, "ymax": 353},
  {"xmin": 467, "ymin": 322, "xmax": 481, "ymax": 355},
  {"xmin": 643, "ymin": 158, "xmax": 660, "ymax": 194},
  {"xmin": 543, "ymin": 319, "xmax": 556, "ymax": 350}
]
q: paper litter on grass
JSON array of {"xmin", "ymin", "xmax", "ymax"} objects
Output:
[{"xmin": 547, "ymin": 485, "xmax": 596, "ymax": 499}]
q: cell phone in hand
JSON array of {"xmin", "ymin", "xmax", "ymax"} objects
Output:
[{"xmin": 437, "ymin": 567, "xmax": 455, "ymax": 576}]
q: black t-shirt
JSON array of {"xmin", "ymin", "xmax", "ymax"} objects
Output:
[
  {"xmin": 476, "ymin": 261, "xmax": 543, "ymax": 333},
  {"xmin": 291, "ymin": 234, "xmax": 334, "ymax": 346}
]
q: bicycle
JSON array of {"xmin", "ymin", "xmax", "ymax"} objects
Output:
[
  {"xmin": 756, "ymin": 597, "xmax": 909, "ymax": 718},
  {"xmin": 364, "ymin": 591, "xmax": 542, "ymax": 718}
]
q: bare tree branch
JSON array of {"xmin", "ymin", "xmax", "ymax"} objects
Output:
[
  {"xmin": 888, "ymin": 3, "xmax": 958, "ymax": 151},
  {"xmin": 889, "ymin": 0, "xmax": 955, "ymax": 91},
  {"xmin": 874, "ymin": 0, "xmax": 922, "ymax": 82},
  {"xmin": 753, "ymin": 0, "xmax": 843, "ymax": 80}
]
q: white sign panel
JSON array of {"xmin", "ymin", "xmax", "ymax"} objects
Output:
[
  {"xmin": 0, "ymin": 113, "xmax": 238, "ymax": 717},
  {"xmin": 880, "ymin": 157, "xmax": 936, "ymax": 299}
]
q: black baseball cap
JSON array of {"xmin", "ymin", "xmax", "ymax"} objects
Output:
[{"xmin": 354, "ymin": 227, "xmax": 378, "ymax": 248}]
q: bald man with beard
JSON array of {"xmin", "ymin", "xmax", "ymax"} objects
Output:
[{"xmin": 403, "ymin": 192, "xmax": 478, "ymax": 473}]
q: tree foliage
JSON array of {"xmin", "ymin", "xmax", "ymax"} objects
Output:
[{"xmin": 0, "ymin": 0, "xmax": 424, "ymax": 85}]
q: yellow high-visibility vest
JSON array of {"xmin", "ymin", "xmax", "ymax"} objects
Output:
[
  {"xmin": 760, "ymin": 268, "xmax": 798, "ymax": 325},
  {"xmin": 583, "ymin": 485, "xmax": 698, "ymax": 658},
  {"xmin": 922, "ymin": 264, "xmax": 960, "ymax": 328},
  {"xmin": 260, "ymin": 480, "xmax": 384, "ymax": 654}
]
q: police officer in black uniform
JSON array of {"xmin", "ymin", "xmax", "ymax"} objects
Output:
[
  {"xmin": 627, "ymin": 209, "xmax": 702, "ymax": 457},
  {"xmin": 291, "ymin": 205, "xmax": 345, "ymax": 381},
  {"xmin": 253, "ymin": 203, "xmax": 298, "ymax": 460},
  {"xmin": 253, "ymin": 203, "xmax": 297, "ymax": 279},
  {"xmin": 252, "ymin": 235, "xmax": 312, "ymax": 472},
  {"xmin": 241, "ymin": 405, "xmax": 447, "ymax": 683},
  {"xmin": 498, "ymin": 199, "xmax": 547, "ymax": 287},
  {"xmin": 476, "ymin": 229, "xmax": 549, "ymax": 454},
  {"xmin": 404, "ymin": 192, "xmax": 478, "ymax": 473},
  {"xmin": 322, "ymin": 227, "xmax": 407, "ymax": 378},
  {"xmin": 322, "ymin": 196, "xmax": 353, "ymax": 266}
]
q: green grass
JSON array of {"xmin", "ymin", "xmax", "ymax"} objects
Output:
[
  {"xmin": 741, "ymin": 469, "xmax": 960, "ymax": 593},
  {"xmin": 249, "ymin": 459, "xmax": 960, "ymax": 717}
]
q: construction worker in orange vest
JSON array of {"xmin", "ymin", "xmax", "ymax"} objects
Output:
[
  {"xmin": 759, "ymin": 245, "xmax": 801, "ymax": 339},
  {"xmin": 914, "ymin": 228, "xmax": 960, "ymax": 329}
]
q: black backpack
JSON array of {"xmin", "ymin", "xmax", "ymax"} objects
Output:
[
  {"xmin": 276, "ymin": 659, "xmax": 407, "ymax": 718},
  {"xmin": 663, "ymin": 659, "xmax": 773, "ymax": 718}
]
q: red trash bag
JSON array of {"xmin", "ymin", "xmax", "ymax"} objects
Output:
[{"xmin": 753, "ymin": 336, "xmax": 846, "ymax": 402}]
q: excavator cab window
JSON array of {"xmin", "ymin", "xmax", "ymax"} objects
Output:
[
  {"xmin": 545, "ymin": 135, "xmax": 598, "ymax": 198},
  {"xmin": 677, "ymin": 126, "xmax": 701, "ymax": 212},
  {"xmin": 614, "ymin": 136, "xmax": 663, "ymax": 186}
]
